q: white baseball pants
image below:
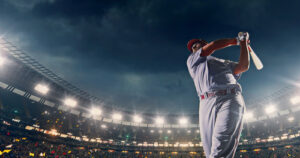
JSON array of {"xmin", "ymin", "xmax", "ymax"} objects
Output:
[{"xmin": 199, "ymin": 92, "xmax": 245, "ymax": 158}]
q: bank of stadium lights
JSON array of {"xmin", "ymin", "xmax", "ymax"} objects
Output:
[
  {"xmin": 155, "ymin": 117, "xmax": 165, "ymax": 125},
  {"xmin": 50, "ymin": 129, "xmax": 58, "ymax": 136},
  {"xmin": 290, "ymin": 96, "xmax": 300, "ymax": 105},
  {"xmin": 50, "ymin": 129, "xmax": 57, "ymax": 134},
  {"xmin": 288, "ymin": 116, "xmax": 294, "ymax": 122},
  {"xmin": 133, "ymin": 115, "xmax": 142, "ymax": 123},
  {"xmin": 112, "ymin": 113, "xmax": 122, "ymax": 121},
  {"xmin": 244, "ymin": 111, "xmax": 254, "ymax": 120},
  {"xmin": 265, "ymin": 104, "xmax": 277, "ymax": 114},
  {"xmin": 178, "ymin": 117, "xmax": 188, "ymax": 125},
  {"xmin": 0, "ymin": 55, "xmax": 5, "ymax": 66},
  {"xmin": 34, "ymin": 84, "xmax": 49, "ymax": 95},
  {"xmin": 43, "ymin": 110, "xmax": 50, "ymax": 115},
  {"xmin": 64, "ymin": 98, "xmax": 77, "ymax": 107},
  {"xmin": 89, "ymin": 107, "xmax": 102, "ymax": 116}
]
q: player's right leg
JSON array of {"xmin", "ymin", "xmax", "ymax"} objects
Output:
[{"xmin": 199, "ymin": 97, "xmax": 218, "ymax": 157}]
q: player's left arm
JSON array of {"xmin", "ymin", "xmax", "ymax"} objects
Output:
[
  {"xmin": 233, "ymin": 35, "xmax": 250, "ymax": 75},
  {"xmin": 201, "ymin": 38, "xmax": 238, "ymax": 56}
]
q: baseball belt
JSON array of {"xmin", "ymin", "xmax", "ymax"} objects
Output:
[{"xmin": 200, "ymin": 87, "xmax": 238, "ymax": 100}]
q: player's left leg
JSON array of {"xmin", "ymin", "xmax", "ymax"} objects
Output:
[{"xmin": 209, "ymin": 93, "xmax": 245, "ymax": 158}]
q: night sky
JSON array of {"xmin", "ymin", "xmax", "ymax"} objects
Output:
[{"xmin": 1, "ymin": 0, "xmax": 300, "ymax": 114}]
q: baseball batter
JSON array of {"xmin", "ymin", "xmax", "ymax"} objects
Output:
[{"xmin": 186, "ymin": 32, "xmax": 250, "ymax": 158}]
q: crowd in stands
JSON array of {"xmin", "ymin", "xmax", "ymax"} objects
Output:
[
  {"xmin": 1, "ymin": 79, "xmax": 300, "ymax": 157},
  {"xmin": 236, "ymin": 147, "xmax": 300, "ymax": 158},
  {"xmin": 0, "ymin": 124, "xmax": 203, "ymax": 158},
  {"xmin": 1, "ymin": 116, "xmax": 300, "ymax": 157}
]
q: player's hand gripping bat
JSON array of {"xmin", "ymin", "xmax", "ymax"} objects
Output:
[{"xmin": 238, "ymin": 32, "xmax": 263, "ymax": 70}]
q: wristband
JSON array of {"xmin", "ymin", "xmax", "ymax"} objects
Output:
[
  {"xmin": 236, "ymin": 37, "xmax": 240, "ymax": 45},
  {"xmin": 238, "ymin": 32, "xmax": 246, "ymax": 41}
]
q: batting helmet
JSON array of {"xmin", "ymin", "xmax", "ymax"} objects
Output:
[{"xmin": 187, "ymin": 39, "xmax": 207, "ymax": 52}]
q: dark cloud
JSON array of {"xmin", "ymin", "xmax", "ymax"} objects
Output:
[{"xmin": 0, "ymin": 0, "xmax": 300, "ymax": 113}]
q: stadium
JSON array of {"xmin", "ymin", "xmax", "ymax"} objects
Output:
[
  {"xmin": 1, "ymin": 1, "xmax": 300, "ymax": 158},
  {"xmin": 1, "ymin": 37, "xmax": 300, "ymax": 157}
]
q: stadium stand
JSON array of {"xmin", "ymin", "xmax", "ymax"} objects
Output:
[{"xmin": 1, "ymin": 37, "xmax": 300, "ymax": 157}]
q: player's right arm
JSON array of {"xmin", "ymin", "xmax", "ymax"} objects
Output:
[
  {"xmin": 201, "ymin": 38, "xmax": 238, "ymax": 57},
  {"xmin": 233, "ymin": 33, "xmax": 250, "ymax": 75}
]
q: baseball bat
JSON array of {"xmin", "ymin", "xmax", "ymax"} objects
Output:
[{"xmin": 248, "ymin": 45, "xmax": 263, "ymax": 70}]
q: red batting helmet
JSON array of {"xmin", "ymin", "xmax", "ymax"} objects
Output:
[{"xmin": 187, "ymin": 39, "xmax": 207, "ymax": 52}]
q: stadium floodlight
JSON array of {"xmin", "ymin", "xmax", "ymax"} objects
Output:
[
  {"xmin": 50, "ymin": 129, "xmax": 58, "ymax": 136},
  {"xmin": 167, "ymin": 130, "xmax": 172, "ymax": 134},
  {"xmin": 67, "ymin": 133, "xmax": 73, "ymax": 135},
  {"xmin": 288, "ymin": 116, "xmax": 294, "ymax": 122},
  {"xmin": 244, "ymin": 111, "xmax": 254, "ymax": 120},
  {"xmin": 133, "ymin": 115, "xmax": 142, "ymax": 123},
  {"xmin": 178, "ymin": 117, "xmax": 188, "ymax": 125},
  {"xmin": 101, "ymin": 124, "xmax": 107, "ymax": 129},
  {"xmin": 64, "ymin": 98, "xmax": 77, "ymax": 107},
  {"xmin": 265, "ymin": 104, "xmax": 277, "ymax": 114},
  {"xmin": 290, "ymin": 96, "xmax": 300, "ymax": 105},
  {"xmin": 90, "ymin": 107, "xmax": 102, "ymax": 116},
  {"xmin": 0, "ymin": 55, "xmax": 6, "ymax": 66},
  {"xmin": 155, "ymin": 117, "xmax": 165, "ymax": 125},
  {"xmin": 43, "ymin": 111, "xmax": 50, "ymax": 115},
  {"xmin": 34, "ymin": 83, "xmax": 49, "ymax": 95},
  {"xmin": 112, "ymin": 113, "xmax": 122, "ymax": 121}
]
